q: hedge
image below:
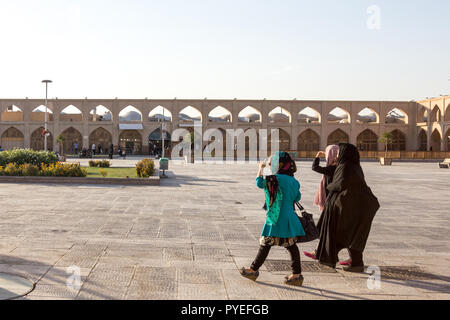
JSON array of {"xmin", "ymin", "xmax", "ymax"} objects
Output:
[
  {"xmin": 0, "ymin": 162, "xmax": 87, "ymax": 177},
  {"xmin": 0, "ymin": 149, "xmax": 58, "ymax": 167}
]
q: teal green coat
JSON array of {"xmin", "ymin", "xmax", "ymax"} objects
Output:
[{"xmin": 257, "ymin": 175, "xmax": 305, "ymax": 238}]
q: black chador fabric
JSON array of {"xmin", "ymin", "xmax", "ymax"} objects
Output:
[{"xmin": 316, "ymin": 143, "xmax": 380, "ymax": 266}]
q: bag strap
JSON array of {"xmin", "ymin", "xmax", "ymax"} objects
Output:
[{"xmin": 295, "ymin": 202, "xmax": 305, "ymax": 212}]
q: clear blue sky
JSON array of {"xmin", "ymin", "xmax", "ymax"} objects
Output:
[{"xmin": 0, "ymin": 0, "xmax": 449, "ymax": 101}]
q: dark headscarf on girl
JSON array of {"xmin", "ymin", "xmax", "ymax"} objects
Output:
[{"xmin": 263, "ymin": 152, "xmax": 297, "ymax": 224}]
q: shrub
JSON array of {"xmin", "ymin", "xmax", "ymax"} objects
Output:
[
  {"xmin": 40, "ymin": 162, "xmax": 87, "ymax": 177},
  {"xmin": 98, "ymin": 160, "xmax": 111, "ymax": 168},
  {"xmin": 100, "ymin": 169, "xmax": 108, "ymax": 177},
  {"xmin": 89, "ymin": 160, "xmax": 98, "ymax": 167},
  {"xmin": 0, "ymin": 149, "xmax": 58, "ymax": 167},
  {"xmin": 136, "ymin": 159, "xmax": 155, "ymax": 178},
  {"xmin": 4, "ymin": 163, "xmax": 22, "ymax": 176},
  {"xmin": 21, "ymin": 163, "xmax": 40, "ymax": 176}
]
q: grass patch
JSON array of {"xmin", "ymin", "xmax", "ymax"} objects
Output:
[{"xmin": 85, "ymin": 167, "xmax": 138, "ymax": 178}]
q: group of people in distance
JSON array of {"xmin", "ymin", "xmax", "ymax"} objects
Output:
[{"xmin": 240, "ymin": 143, "xmax": 380, "ymax": 287}]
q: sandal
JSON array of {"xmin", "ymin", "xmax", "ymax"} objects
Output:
[
  {"xmin": 240, "ymin": 267, "xmax": 259, "ymax": 281},
  {"xmin": 339, "ymin": 259, "xmax": 352, "ymax": 266},
  {"xmin": 284, "ymin": 274, "xmax": 304, "ymax": 287},
  {"xmin": 303, "ymin": 251, "xmax": 317, "ymax": 260}
]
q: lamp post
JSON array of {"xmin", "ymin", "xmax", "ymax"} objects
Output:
[
  {"xmin": 161, "ymin": 107, "xmax": 165, "ymax": 158},
  {"xmin": 42, "ymin": 80, "xmax": 52, "ymax": 151}
]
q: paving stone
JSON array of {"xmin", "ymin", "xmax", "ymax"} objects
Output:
[{"xmin": 0, "ymin": 162, "xmax": 448, "ymax": 300}]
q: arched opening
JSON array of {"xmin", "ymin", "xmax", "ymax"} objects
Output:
[
  {"xmin": 60, "ymin": 105, "xmax": 83, "ymax": 122},
  {"xmin": 119, "ymin": 130, "xmax": 142, "ymax": 155},
  {"xmin": 149, "ymin": 128, "xmax": 171, "ymax": 156},
  {"xmin": 268, "ymin": 107, "xmax": 291, "ymax": 123},
  {"xmin": 327, "ymin": 129, "xmax": 349, "ymax": 146},
  {"xmin": 430, "ymin": 105, "xmax": 441, "ymax": 123},
  {"xmin": 386, "ymin": 108, "xmax": 408, "ymax": 124},
  {"xmin": 268, "ymin": 128, "xmax": 291, "ymax": 153},
  {"xmin": 179, "ymin": 106, "xmax": 202, "ymax": 122},
  {"xmin": 89, "ymin": 128, "xmax": 112, "ymax": 154},
  {"xmin": 388, "ymin": 129, "xmax": 406, "ymax": 151},
  {"xmin": 60, "ymin": 127, "xmax": 83, "ymax": 154},
  {"xmin": 208, "ymin": 106, "xmax": 231, "ymax": 122},
  {"xmin": 203, "ymin": 128, "xmax": 227, "ymax": 159},
  {"xmin": 430, "ymin": 129, "xmax": 441, "ymax": 152},
  {"xmin": 356, "ymin": 108, "xmax": 379, "ymax": 124},
  {"xmin": 1, "ymin": 105, "xmax": 24, "ymax": 122},
  {"xmin": 446, "ymin": 128, "xmax": 450, "ymax": 151},
  {"xmin": 328, "ymin": 107, "xmax": 350, "ymax": 124},
  {"xmin": 119, "ymin": 106, "xmax": 142, "ymax": 122},
  {"xmin": 31, "ymin": 127, "xmax": 54, "ymax": 151},
  {"xmin": 233, "ymin": 128, "xmax": 260, "ymax": 160},
  {"xmin": 89, "ymin": 105, "xmax": 112, "ymax": 122},
  {"xmin": 445, "ymin": 104, "xmax": 450, "ymax": 122},
  {"xmin": 357, "ymin": 129, "xmax": 378, "ymax": 151},
  {"xmin": 1, "ymin": 127, "xmax": 24, "ymax": 150},
  {"xmin": 418, "ymin": 129, "xmax": 427, "ymax": 151},
  {"xmin": 238, "ymin": 106, "xmax": 262, "ymax": 123},
  {"xmin": 417, "ymin": 107, "xmax": 428, "ymax": 123},
  {"xmin": 149, "ymin": 106, "xmax": 172, "ymax": 122},
  {"xmin": 297, "ymin": 129, "xmax": 320, "ymax": 151},
  {"xmin": 298, "ymin": 107, "xmax": 321, "ymax": 124},
  {"xmin": 31, "ymin": 105, "xmax": 54, "ymax": 122}
]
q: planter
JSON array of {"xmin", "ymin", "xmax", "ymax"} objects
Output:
[{"xmin": 379, "ymin": 157, "xmax": 392, "ymax": 166}]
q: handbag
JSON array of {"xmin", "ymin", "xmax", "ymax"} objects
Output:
[{"xmin": 295, "ymin": 202, "xmax": 319, "ymax": 243}]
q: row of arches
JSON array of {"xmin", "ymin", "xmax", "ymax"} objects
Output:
[
  {"xmin": 4, "ymin": 126, "xmax": 447, "ymax": 154},
  {"xmin": 417, "ymin": 104, "xmax": 450, "ymax": 123},
  {"xmin": 1, "ymin": 104, "xmax": 412, "ymax": 125}
]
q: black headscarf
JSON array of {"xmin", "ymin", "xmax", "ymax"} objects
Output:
[{"xmin": 338, "ymin": 143, "xmax": 360, "ymax": 165}]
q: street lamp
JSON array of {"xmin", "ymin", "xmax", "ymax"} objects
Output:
[
  {"xmin": 41, "ymin": 80, "xmax": 52, "ymax": 151},
  {"xmin": 162, "ymin": 107, "xmax": 165, "ymax": 159}
]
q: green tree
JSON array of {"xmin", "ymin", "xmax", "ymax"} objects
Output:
[
  {"xmin": 378, "ymin": 132, "xmax": 394, "ymax": 158},
  {"xmin": 56, "ymin": 134, "xmax": 66, "ymax": 156}
]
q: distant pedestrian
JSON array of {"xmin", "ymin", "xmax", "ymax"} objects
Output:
[
  {"xmin": 92, "ymin": 143, "xmax": 96, "ymax": 156},
  {"xmin": 122, "ymin": 149, "xmax": 126, "ymax": 160},
  {"xmin": 74, "ymin": 142, "xmax": 78, "ymax": 155},
  {"xmin": 109, "ymin": 144, "xmax": 114, "ymax": 160}
]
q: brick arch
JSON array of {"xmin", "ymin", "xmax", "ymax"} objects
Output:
[
  {"xmin": 119, "ymin": 105, "xmax": 143, "ymax": 122},
  {"xmin": 30, "ymin": 126, "xmax": 54, "ymax": 151},
  {"xmin": 445, "ymin": 103, "xmax": 450, "ymax": 122},
  {"xmin": 430, "ymin": 105, "xmax": 442, "ymax": 122},
  {"xmin": 59, "ymin": 105, "xmax": 83, "ymax": 122},
  {"xmin": 179, "ymin": 105, "xmax": 203, "ymax": 122},
  {"xmin": 327, "ymin": 129, "xmax": 349, "ymax": 145},
  {"xmin": 208, "ymin": 106, "xmax": 232, "ymax": 123},
  {"xmin": 385, "ymin": 107, "xmax": 408, "ymax": 124},
  {"xmin": 417, "ymin": 129, "xmax": 427, "ymax": 151},
  {"xmin": 298, "ymin": 107, "xmax": 321, "ymax": 124},
  {"xmin": 89, "ymin": 127, "xmax": 113, "ymax": 153},
  {"xmin": 356, "ymin": 107, "xmax": 380, "ymax": 124},
  {"xmin": 430, "ymin": 128, "xmax": 442, "ymax": 152},
  {"xmin": 356, "ymin": 129, "xmax": 378, "ymax": 151},
  {"xmin": 59, "ymin": 127, "xmax": 83, "ymax": 154},
  {"xmin": 268, "ymin": 106, "xmax": 291, "ymax": 124},
  {"xmin": 238, "ymin": 106, "xmax": 262, "ymax": 123},
  {"xmin": 445, "ymin": 128, "xmax": 450, "ymax": 151},
  {"xmin": 1, "ymin": 104, "xmax": 24, "ymax": 122},
  {"xmin": 1, "ymin": 127, "xmax": 25, "ymax": 150},
  {"xmin": 148, "ymin": 105, "xmax": 172, "ymax": 122},
  {"xmin": 297, "ymin": 128, "xmax": 320, "ymax": 151},
  {"xmin": 89, "ymin": 105, "xmax": 113, "ymax": 122},
  {"xmin": 328, "ymin": 107, "xmax": 351, "ymax": 124},
  {"xmin": 388, "ymin": 129, "xmax": 406, "ymax": 151}
]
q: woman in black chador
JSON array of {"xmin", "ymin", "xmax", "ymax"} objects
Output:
[{"xmin": 316, "ymin": 143, "xmax": 380, "ymax": 272}]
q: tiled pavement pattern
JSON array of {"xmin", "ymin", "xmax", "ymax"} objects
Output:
[{"xmin": 0, "ymin": 161, "xmax": 449, "ymax": 300}]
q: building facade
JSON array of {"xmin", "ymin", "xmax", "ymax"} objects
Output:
[{"xmin": 0, "ymin": 96, "xmax": 449, "ymax": 156}]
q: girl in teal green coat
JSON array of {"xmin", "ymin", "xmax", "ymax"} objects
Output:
[{"xmin": 240, "ymin": 151, "xmax": 305, "ymax": 286}]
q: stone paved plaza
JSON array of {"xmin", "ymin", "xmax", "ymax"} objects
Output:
[{"xmin": 0, "ymin": 161, "xmax": 449, "ymax": 300}]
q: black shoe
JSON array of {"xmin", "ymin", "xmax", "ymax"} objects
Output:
[
  {"xmin": 240, "ymin": 268, "xmax": 259, "ymax": 281},
  {"xmin": 342, "ymin": 264, "xmax": 365, "ymax": 273},
  {"xmin": 284, "ymin": 274, "xmax": 304, "ymax": 287}
]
